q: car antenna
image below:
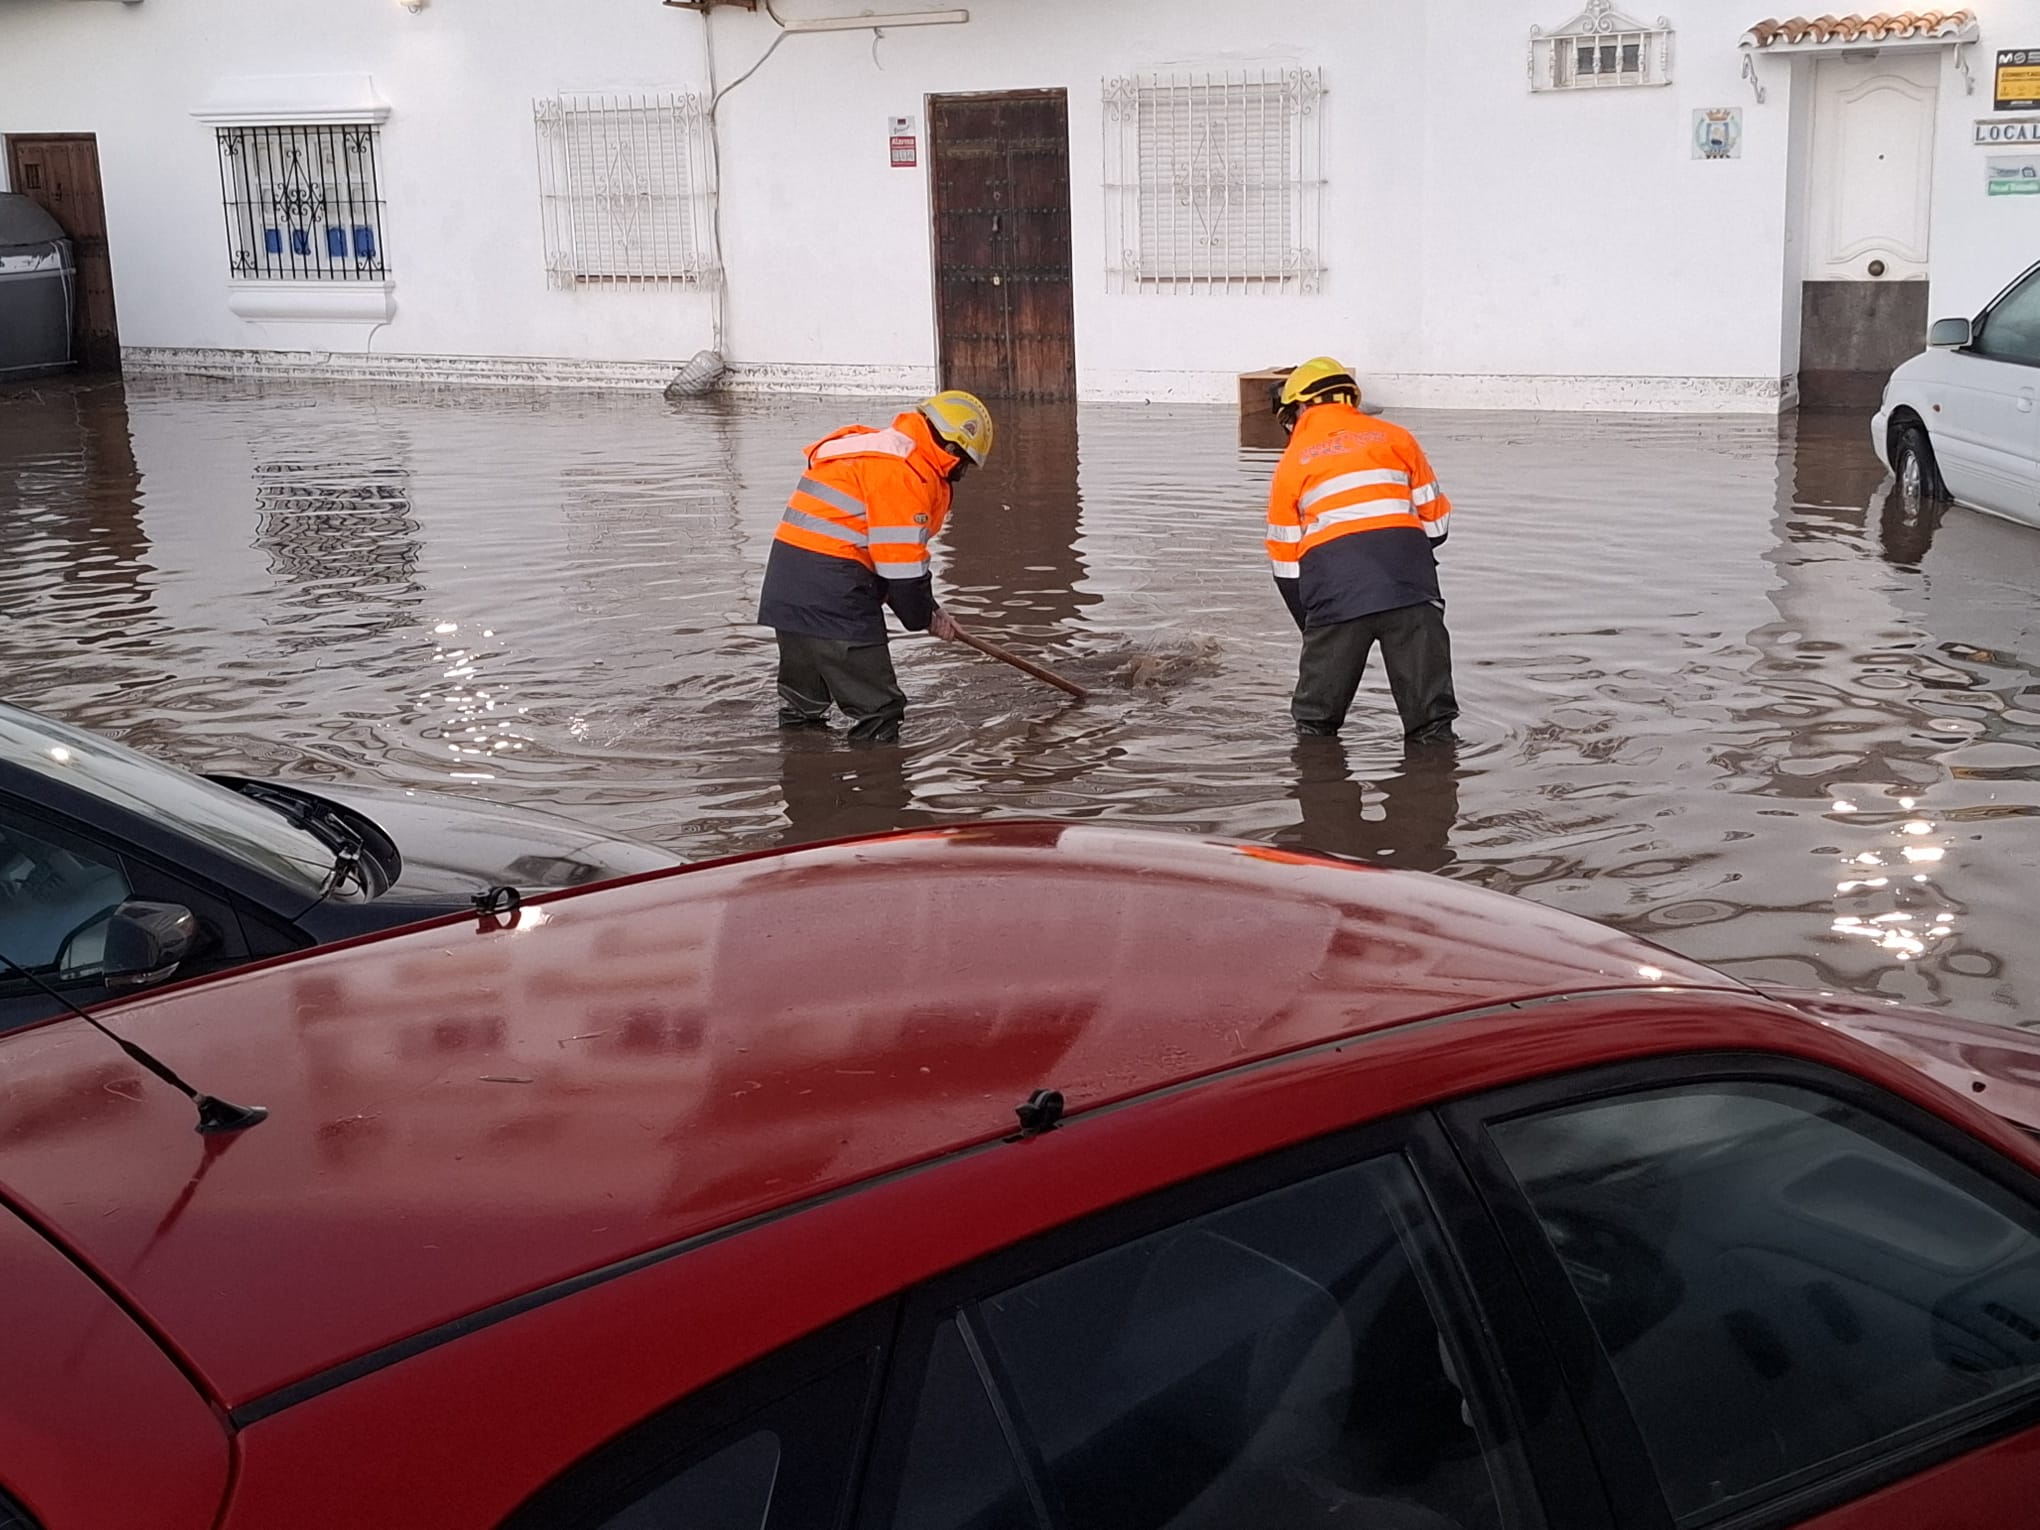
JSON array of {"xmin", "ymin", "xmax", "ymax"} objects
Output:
[{"xmin": 0, "ymin": 948, "xmax": 268, "ymax": 1134}]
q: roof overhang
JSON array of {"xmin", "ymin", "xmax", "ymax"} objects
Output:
[{"xmin": 1740, "ymin": 10, "xmax": 1979, "ymax": 54}]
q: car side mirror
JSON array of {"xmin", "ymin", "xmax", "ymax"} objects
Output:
[
  {"xmin": 1927, "ymin": 317, "xmax": 1973, "ymax": 348},
  {"xmin": 58, "ymin": 901, "xmax": 201, "ymax": 992}
]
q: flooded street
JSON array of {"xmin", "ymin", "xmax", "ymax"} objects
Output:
[{"xmin": 4, "ymin": 377, "xmax": 2038, "ymax": 1025}]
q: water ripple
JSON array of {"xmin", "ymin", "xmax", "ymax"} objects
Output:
[{"xmin": 3, "ymin": 378, "xmax": 2038, "ymax": 1026}]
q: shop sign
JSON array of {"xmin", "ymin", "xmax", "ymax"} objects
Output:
[
  {"xmin": 1997, "ymin": 49, "xmax": 2040, "ymax": 113},
  {"xmin": 1987, "ymin": 156, "xmax": 2040, "ymax": 196},
  {"xmin": 1975, "ymin": 118, "xmax": 2040, "ymax": 146}
]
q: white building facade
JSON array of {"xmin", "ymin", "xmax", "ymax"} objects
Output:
[{"xmin": 1, "ymin": 0, "xmax": 2032, "ymax": 411}]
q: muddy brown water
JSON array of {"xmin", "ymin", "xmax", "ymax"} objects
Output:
[{"xmin": 4, "ymin": 377, "xmax": 2038, "ymax": 1025}]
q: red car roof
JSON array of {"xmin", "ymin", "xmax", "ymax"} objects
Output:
[{"xmin": 0, "ymin": 821, "xmax": 1733, "ymax": 1409}]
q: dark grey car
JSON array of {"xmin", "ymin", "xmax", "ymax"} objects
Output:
[{"xmin": 0, "ymin": 700, "xmax": 680, "ymax": 1030}]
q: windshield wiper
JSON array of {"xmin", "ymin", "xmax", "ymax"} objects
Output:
[
  {"xmin": 318, "ymin": 828, "xmax": 368, "ymax": 898},
  {"xmin": 229, "ymin": 783, "xmax": 371, "ymax": 894}
]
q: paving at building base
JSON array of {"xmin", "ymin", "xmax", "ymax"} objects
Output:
[{"xmin": 5, "ymin": 377, "xmax": 2038, "ymax": 1025}]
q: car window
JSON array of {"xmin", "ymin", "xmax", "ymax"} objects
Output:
[
  {"xmin": 970, "ymin": 1154, "xmax": 1518, "ymax": 1530},
  {"xmin": 591, "ymin": 1429, "xmax": 781, "ymax": 1530},
  {"xmin": 0, "ymin": 809, "xmax": 132, "ymax": 977},
  {"xmin": 1973, "ymin": 268, "xmax": 2040, "ymax": 366},
  {"xmin": 503, "ymin": 1336, "xmax": 879, "ymax": 1530},
  {"xmin": 1489, "ymin": 1082, "xmax": 2040, "ymax": 1524},
  {"xmin": 0, "ymin": 706, "xmax": 331, "ymax": 896},
  {"xmin": 889, "ymin": 1319, "xmax": 1037, "ymax": 1530}
]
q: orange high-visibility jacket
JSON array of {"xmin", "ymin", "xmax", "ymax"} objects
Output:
[
  {"xmin": 758, "ymin": 412, "xmax": 959, "ymax": 643},
  {"xmin": 1265, "ymin": 402, "xmax": 1452, "ymax": 629}
]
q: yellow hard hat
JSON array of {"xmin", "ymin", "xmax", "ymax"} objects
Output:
[
  {"xmin": 918, "ymin": 390, "xmax": 996, "ymax": 467},
  {"xmin": 1274, "ymin": 356, "xmax": 1360, "ymax": 413}
]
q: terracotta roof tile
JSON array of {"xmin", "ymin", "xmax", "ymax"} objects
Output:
[{"xmin": 1741, "ymin": 10, "xmax": 1977, "ymax": 48}]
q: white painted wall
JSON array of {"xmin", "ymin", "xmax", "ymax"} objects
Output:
[
  {"xmin": 1924, "ymin": 11, "xmax": 2040, "ymax": 323},
  {"xmin": 701, "ymin": 0, "xmax": 1405, "ymax": 400},
  {"xmin": 612, "ymin": 0, "xmax": 1808, "ymax": 408},
  {"xmin": 1411, "ymin": 0, "xmax": 1794, "ymax": 397},
  {"xmin": 0, "ymin": 0, "xmax": 2015, "ymax": 409},
  {"xmin": 0, "ymin": 0, "xmax": 723, "ymax": 365},
  {"xmin": 1777, "ymin": 56, "xmax": 1816, "ymax": 387}
]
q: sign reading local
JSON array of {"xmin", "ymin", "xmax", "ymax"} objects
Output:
[
  {"xmin": 1976, "ymin": 117, "xmax": 2040, "ymax": 146},
  {"xmin": 1998, "ymin": 49, "xmax": 2040, "ymax": 113}
]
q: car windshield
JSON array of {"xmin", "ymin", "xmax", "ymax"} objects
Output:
[{"xmin": 0, "ymin": 705, "xmax": 334, "ymax": 897}]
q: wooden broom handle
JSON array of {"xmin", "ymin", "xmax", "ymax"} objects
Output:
[{"xmin": 950, "ymin": 627, "xmax": 1090, "ymax": 701}]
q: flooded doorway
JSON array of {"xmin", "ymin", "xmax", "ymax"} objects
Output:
[
  {"xmin": 928, "ymin": 89, "xmax": 1076, "ymax": 401},
  {"xmin": 1796, "ymin": 53, "xmax": 1938, "ymax": 408},
  {"xmin": 5, "ymin": 135, "xmax": 120, "ymax": 372}
]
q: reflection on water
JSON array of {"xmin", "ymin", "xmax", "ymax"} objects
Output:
[
  {"xmin": 3, "ymin": 380, "xmax": 2039, "ymax": 1026},
  {"xmin": 1277, "ymin": 738, "xmax": 1461, "ymax": 875},
  {"xmin": 254, "ymin": 452, "xmax": 422, "ymax": 658}
]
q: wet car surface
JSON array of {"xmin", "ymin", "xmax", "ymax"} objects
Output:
[
  {"xmin": 2, "ymin": 377, "xmax": 2038, "ymax": 1024},
  {"xmin": 1, "ymin": 823, "xmax": 2036, "ymax": 1529},
  {"xmin": 0, "ymin": 697, "xmax": 677, "ymax": 1026}
]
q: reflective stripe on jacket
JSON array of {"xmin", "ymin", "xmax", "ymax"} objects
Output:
[
  {"xmin": 1266, "ymin": 403, "xmax": 1452, "ymax": 629},
  {"xmin": 759, "ymin": 413, "xmax": 958, "ymax": 643}
]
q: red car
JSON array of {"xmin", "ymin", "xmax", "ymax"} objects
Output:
[{"xmin": 3, "ymin": 822, "xmax": 2037, "ymax": 1530}]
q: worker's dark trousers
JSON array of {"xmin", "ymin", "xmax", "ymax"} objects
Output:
[
  {"xmin": 775, "ymin": 631, "xmax": 908, "ymax": 743},
  {"xmin": 1292, "ymin": 601, "xmax": 1458, "ymax": 742}
]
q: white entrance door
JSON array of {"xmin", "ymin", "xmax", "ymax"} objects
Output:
[{"xmin": 1804, "ymin": 52, "xmax": 1941, "ymax": 281}]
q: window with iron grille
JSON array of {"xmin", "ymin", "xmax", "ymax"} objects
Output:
[
  {"xmin": 1103, "ymin": 69, "xmax": 1324, "ymax": 295},
  {"xmin": 1530, "ymin": 1, "xmax": 1674, "ymax": 91},
  {"xmin": 216, "ymin": 124, "xmax": 388, "ymax": 280},
  {"xmin": 533, "ymin": 92, "xmax": 715, "ymax": 287}
]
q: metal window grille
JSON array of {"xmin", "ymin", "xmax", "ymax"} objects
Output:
[
  {"xmin": 1530, "ymin": 2, "xmax": 1673, "ymax": 91},
  {"xmin": 217, "ymin": 125, "xmax": 388, "ymax": 280},
  {"xmin": 533, "ymin": 92, "xmax": 715, "ymax": 287},
  {"xmin": 1104, "ymin": 69, "xmax": 1324, "ymax": 295}
]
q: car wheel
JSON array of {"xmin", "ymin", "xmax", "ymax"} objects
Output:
[{"xmin": 1893, "ymin": 421, "xmax": 1946, "ymax": 510}]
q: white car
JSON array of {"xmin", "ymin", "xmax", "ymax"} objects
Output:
[{"xmin": 1873, "ymin": 260, "xmax": 2040, "ymax": 529}]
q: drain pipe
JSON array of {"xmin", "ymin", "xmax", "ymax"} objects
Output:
[
  {"xmin": 663, "ymin": 3, "xmax": 970, "ymax": 398},
  {"xmin": 663, "ymin": 0, "xmax": 791, "ymax": 396}
]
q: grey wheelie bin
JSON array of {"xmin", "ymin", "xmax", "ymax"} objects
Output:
[{"xmin": 0, "ymin": 193, "xmax": 75, "ymax": 380}]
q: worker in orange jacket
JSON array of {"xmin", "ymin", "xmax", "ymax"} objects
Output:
[
  {"xmin": 1266, "ymin": 358, "xmax": 1458, "ymax": 743},
  {"xmin": 758, "ymin": 391, "xmax": 994, "ymax": 742}
]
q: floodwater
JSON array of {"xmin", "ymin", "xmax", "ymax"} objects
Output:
[{"xmin": 4, "ymin": 377, "xmax": 2038, "ymax": 1026}]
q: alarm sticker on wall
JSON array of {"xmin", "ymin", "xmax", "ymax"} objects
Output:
[{"xmin": 890, "ymin": 115, "xmax": 917, "ymax": 169}]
